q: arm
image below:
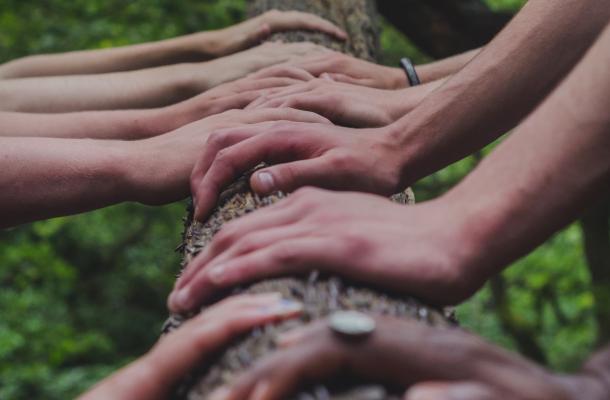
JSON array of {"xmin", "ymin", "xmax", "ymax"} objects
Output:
[
  {"xmin": 258, "ymin": 47, "xmax": 480, "ymax": 89},
  {"xmin": 0, "ymin": 42, "xmax": 328, "ymax": 113},
  {"xmin": 0, "ymin": 75, "xmax": 307, "ymax": 139},
  {"xmin": 0, "ymin": 10, "xmax": 346, "ymax": 79},
  {"xmin": 173, "ymin": 22, "xmax": 610, "ymax": 312},
  {"xmin": 0, "ymin": 108, "xmax": 329, "ymax": 229},
  {"xmin": 394, "ymin": 0, "xmax": 610, "ymax": 185}
]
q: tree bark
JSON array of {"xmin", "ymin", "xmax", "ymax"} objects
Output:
[{"xmin": 163, "ymin": 2, "xmax": 451, "ymax": 399}]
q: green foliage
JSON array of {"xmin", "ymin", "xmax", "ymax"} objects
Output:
[{"xmin": 0, "ymin": 0, "xmax": 597, "ymax": 398}]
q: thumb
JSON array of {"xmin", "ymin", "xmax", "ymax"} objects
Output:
[
  {"xmin": 404, "ymin": 382, "xmax": 497, "ymax": 400},
  {"xmin": 250, "ymin": 158, "xmax": 334, "ymax": 195}
]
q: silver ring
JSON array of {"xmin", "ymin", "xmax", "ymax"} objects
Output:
[{"xmin": 329, "ymin": 311, "xmax": 376, "ymax": 339}]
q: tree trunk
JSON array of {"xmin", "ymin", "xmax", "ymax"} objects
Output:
[{"xmin": 163, "ymin": 2, "xmax": 451, "ymax": 399}]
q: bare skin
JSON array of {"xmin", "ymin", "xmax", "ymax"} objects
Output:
[
  {"xmin": 246, "ymin": 77, "xmax": 445, "ymax": 127},
  {"xmin": 0, "ymin": 10, "xmax": 346, "ymax": 79},
  {"xmin": 189, "ymin": 0, "xmax": 610, "ymax": 221},
  {"xmin": 0, "ymin": 74, "xmax": 312, "ymax": 139},
  {"xmin": 210, "ymin": 316, "xmax": 610, "ymax": 400},
  {"xmin": 169, "ymin": 21, "xmax": 610, "ymax": 312},
  {"xmin": 78, "ymin": 293, "xmax": 302, "ymax": 400},
  {"xmin": 0, "ymin": 108, "xmax": 329, "ymax": 229},
  {"xmin": 256, "ymin": 47, "xmax": 480, "ymax": 90},
  {"xmin": 0, "ymin": 42, "xmax": 331, "ymax": 113}
]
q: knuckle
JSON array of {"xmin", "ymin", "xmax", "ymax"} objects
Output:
[{"xmin": 329, "ymin": 151, "xmax": 355, "ymax": 171}]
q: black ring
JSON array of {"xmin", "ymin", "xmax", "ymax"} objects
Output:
[{"xmin": 400, "ymin": 57, "xmax": 421, "ymax": 87}]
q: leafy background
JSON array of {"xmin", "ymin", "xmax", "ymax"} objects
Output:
[{"xmin": 0, "ymin": 0, "xmax": 603, "ymax": 398}]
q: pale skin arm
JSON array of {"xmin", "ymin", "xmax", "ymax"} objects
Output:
[
  {"xmin": 0, "ymin": 41, "xmax": 329, "ymax": 113},
  {"xmin": 0, "ymin": 75, "xmax": 309, "ymax": 139},
  {"xmin": 0, "ymin": 108, "xmax": 329, "ymax": 229},
  {"xmin": 0, "ymin": 10, "xmax": 346, "ymax": 79},
  {"xmin": 170, "ymin": 22, "xmax": 610, "ymax": 312}
]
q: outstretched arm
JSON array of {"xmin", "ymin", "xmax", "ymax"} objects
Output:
[
  {"xmin": 0, "ymin": 108, "xmax": 329, "ymax": 229},
  {"xmin": 0, "ymin": 75, "xmax": 307, "ymax": 139},
  {"xmin": 0, "ymin": 10, "xmax": 345, "ymax": 79},
  {"xmin": 0, "ymin": 42, "xmax": 327, "ymax": 113}
]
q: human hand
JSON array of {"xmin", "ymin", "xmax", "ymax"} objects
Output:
[
  {"xmin": 209, "ymin": 315, "xmax": 604, "ymax": 400},
  {"xmin": 207, "ymin": 10, "xmax": 347, "ymax": 57},
  {"xmin": 167, "ymin": 72, "xmax": 313, "ymax": 128},
  {"xmin": 204, "ymin": 41, "xmax": 331, "ymax": 89},
  {"xmin": 254, "ymin": 51, "xmax": 407, "ymax": 90},
  {"xmin": 188, "ymin": 120, "xmax": 411, "ymax": 220},
  {"xmin": 246, "ymin": 78, "xmax": 409, "ymax": 127},
  {"xmin": 78, "ymin": 293, "xmax": 302, "ymax": 400},
  {"xmin": 170, "ymin": 189, "xmax": 480, "ymax": 314},
  {"xmin": 126, "ymin": 108, "xmax": 331, "ymax": 206}
]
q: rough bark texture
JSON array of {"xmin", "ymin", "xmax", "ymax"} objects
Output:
[{"xmin": 163, "ymin": 2, "xmax": 452, "ymax": 399}]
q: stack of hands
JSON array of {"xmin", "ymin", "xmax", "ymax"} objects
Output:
[{"xmin": 2, "ymin": 4, "xmax": 610, "ymax": 400}]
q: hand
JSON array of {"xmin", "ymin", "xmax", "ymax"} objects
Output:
[
  {"xmin": 209, "ymin": 315, "xmax": 605, "ymax": 400},
  {"xmin": 254, "ymin": 51, "xmax": 407, "ymax": 90},
  {"xmin": 78, "ymin": 293, "xmax": 302, "ymax": 400},
  {"xmin": 202, "ymin": 41, "xmax": 331, "ymax": 90},
  {"xmin": 207, "ymin": 10, "xmax": 347, "ymax": 56},
  {"xmin": 189, "ymin": 120, "xmax": 412, "ymax": 220},
  {"xmin": 125, "ymin": 108, "xmax": 331, "ymax": 206},
  {"xmin": 169, "ymin": 189, "xmax": 479, "ymax": 314},
  {"xmin": 246, "ymin": 78, "xmax": 410, "ymax": 127},
  {"xmin": 166, "ymin": 73, "xmax": 312, "ymax": 129}
]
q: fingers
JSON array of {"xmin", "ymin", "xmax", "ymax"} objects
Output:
[
  {"xmin": 146, "ymin": 293, "xmax": 302, "ymax": 391},
  {"xmin": 191, "ymin": 123, "xmax": 328, "ymax": 220},
  {"xmin": 263, "ymin": 10, "xmax": 347, "ymax": 40},
  {"xmin": 404, "ymin": 382, "xmax": 498, "ymax": 400},
  {"xmin": 234, "ymin": 107, "xmax": 331, "ymax": 125},
  {"xmin": 320, "ymin": 72, "xmax": 367, "ymax": 86},
  {"xmin": 250, "ymin": 157, "xmax": 336, "ymax": 195},
  {"xmin": 211, "ymin": 321, "xmax": 343, "ymax": 400},
  {"xmin": 171, "ymin": 237, "xmax": 343, "ymax": 313},
  {"xmin": 249, "ymin": 64, "xmax": 316, "ymax": 81}
]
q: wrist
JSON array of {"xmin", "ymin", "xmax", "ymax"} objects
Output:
[{"xmin": 387, "ymin": 66, "xmax": 408, "ymax": 89}]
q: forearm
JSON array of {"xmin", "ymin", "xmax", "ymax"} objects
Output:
[
  {"xmin": 416, "ymin": 48, "xmax": 481, "ymax": 83},
  {"xmin": 389, "ymin": 78, "xmax": 447, "ymax": 120},
  {"xmin": 394, "ymin": 0, "xmax": 610, "ymax": 184},
  {"xmin": 0, "ymin": 137, "xmax": 135, "ymax": 228},
  {"xmin": 0, "ymin": 63, "xmax": 208, "ymax": 112},
  {"xmin": 0, "ymin": 31, "xmax": 217, "ymax": 80},
  {"xmin": 0, "ymin": 108, "xmax": 184, "ymax": 139},
  {"xmin": 443, "ymin": 24, "xmax": 610, "ymax": 280}
]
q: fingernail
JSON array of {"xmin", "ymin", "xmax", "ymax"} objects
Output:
[
  {"xmin": 209, "ymin": 386, "xmax": 230, "ymax": 400},
  {"xmin": 256, "ymin": 171, "xmax": 275, "ymax": 192},
  {"xmin": 208, "ymin": 263, "xmax": 226, "ymax": 284},
  {"xmin": 172, "ymin": 287, "xmax": 191, "ymax": 311},
  {"xmin": 261, "ymin": 299, "xmax": 302, "ymax": 316}
]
